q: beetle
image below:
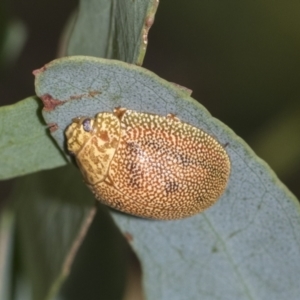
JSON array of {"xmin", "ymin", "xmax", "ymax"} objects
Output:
[{"xmin": 65, "ymin": 108, "xmax": 230, "ymax": 220}]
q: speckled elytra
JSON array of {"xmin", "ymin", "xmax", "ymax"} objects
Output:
[{"xmin": 65, "ymin": 108, "xmax": 230, "ymax": 220}]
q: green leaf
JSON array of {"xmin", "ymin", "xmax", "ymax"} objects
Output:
[
  {"xmin": 13, "ymin": 165, "xmax": 127, "ymax": 300},
  {"xmin": 34, "ymin": 56, "xmax": 300, "ymax": 299},
  {"xmin": 34, "ymin": 56, "xmax": 200, "ymax": 152},
  {"xmin": 67, "ymin": 0, "xmax": 111, "ymax": 58},
  {"xmin": 67, "ymin": 0, "xmax": 159, "ymax": 65},
  {"xmin": 0, "ymin": 97, "xmax": 67, "ymax": 180},
  {"xmin": 59, "ymin": 198, "xmax": 128, "ymax": 300},
  {"xmin": 13, "ymin": 165, "xmax": 95, "ymax": 300}
]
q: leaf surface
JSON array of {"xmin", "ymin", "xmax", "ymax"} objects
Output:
[
  {"xmin": 35, "ymin": 56, "xmax": 300, "ymax": 300},
  {"xmin": 0, "ymin": 97, "xmax": 67, "ymax": 180},
  {"xmin": 68, "ymin": 0, "xmax": 158, "ymax": 65}
]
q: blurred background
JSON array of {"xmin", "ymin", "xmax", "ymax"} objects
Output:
[{"xmin": 1, "ymin": 0, "xmax": 300, "ymax": 298}]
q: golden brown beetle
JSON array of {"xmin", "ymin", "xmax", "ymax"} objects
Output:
[{"xmin": 65, "ymin": 108, "xmax": 230, "ymax": 220}]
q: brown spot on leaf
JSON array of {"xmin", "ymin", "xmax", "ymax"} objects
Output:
[
  {"xmin": 41, "ymin": 94, "xmax": 64, "ymax": 111},
  {"xmin": 88, "ymin": 90, "xmax": 101, "ymax": 97},
  {"xmin": 47, "ymin": 123, "xmax": 59, "ymax": 132},
  {"xmin": 145, "ymin": 16, "xmax": 154, "ymax": 28},
  {"xmin": 32, "ymin": 66, "xmax": 47, "ymax": 76},
  {"xmin": 170, "ymin": 82, "xmax": 193, "ymax": 96},
  {"xmin": 70, "ymin": 94, "xmax": 86, "ymax": 100},
  {"xmin": 124, "ymin": 232, "xmax": 133, "ymax": 242},
  {"xmin": 69, "ymin": 91, "xmax": 101, "ymax": 100}
]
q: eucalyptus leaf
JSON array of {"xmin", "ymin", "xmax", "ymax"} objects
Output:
[
  {"xmin": 67, "ymin": 0, "xmax": 159, "ymax": 65},
  {"xmin": 13, "ymin": 165, "xmax": 95, "ymax": 300},
  {"xmin": 0, "ymin": 97, "xmax": 67, "ymax": 180},
  {"xmin": 14, "ymin": 164, "xmax": 129, "ymax": 300},
  {"xmin": 59, "ymin": 200, "xmax": 128, "ymax": 300},
  {"xmin": 67, "ymin": 0, "xmax": 111, "ymax": 58},
  {"xmin": 35, "ymin": 56, "xmax": 300, "ymax": 299}
]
